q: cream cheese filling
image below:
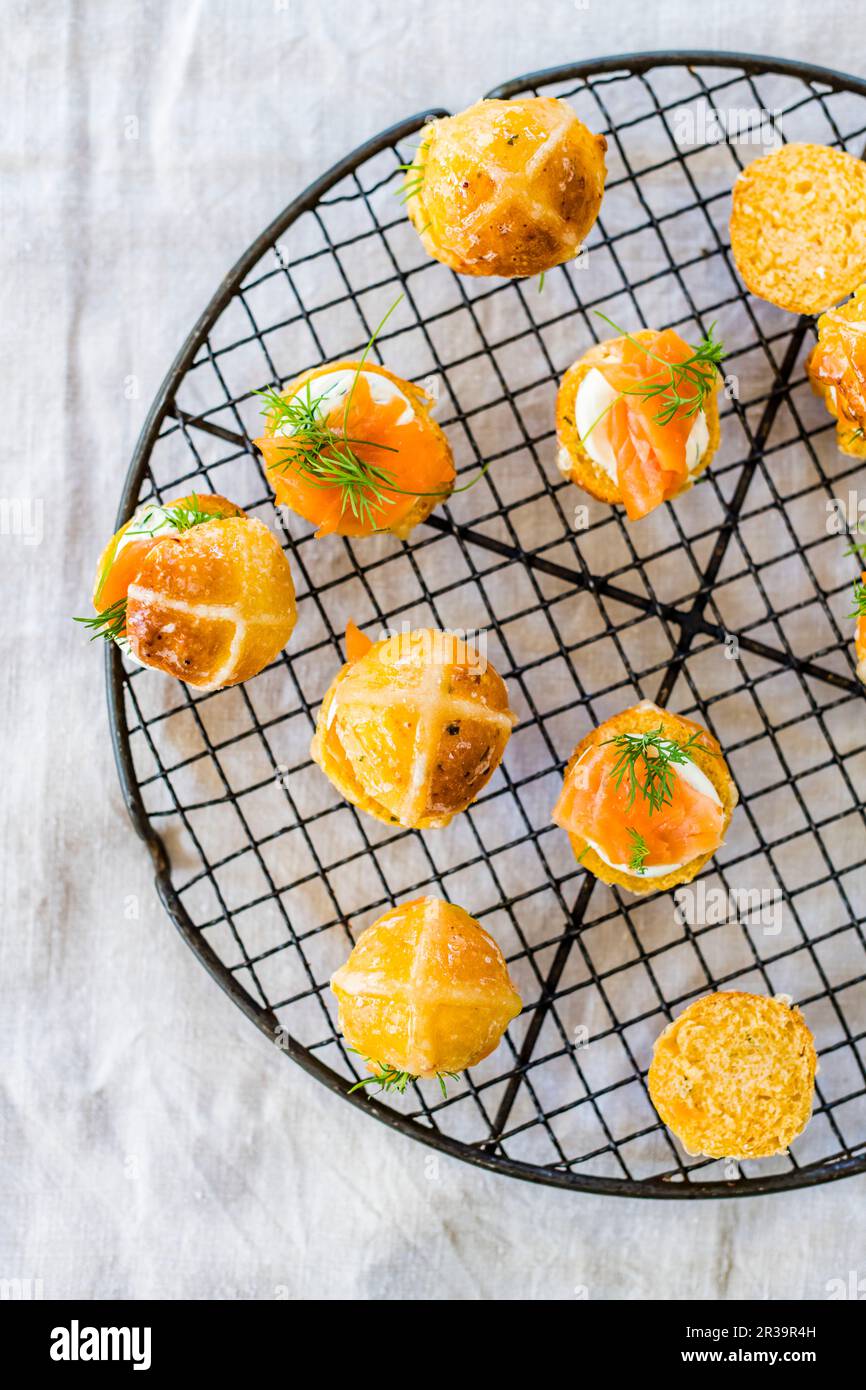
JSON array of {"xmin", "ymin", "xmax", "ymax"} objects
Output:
[
  {"xmin": 563, "ymin": 366, "xmax": 709, "ymax": 485},
  {"xmin": 275, "ymin": 368, "xmax": 415, "ymax": 435}
]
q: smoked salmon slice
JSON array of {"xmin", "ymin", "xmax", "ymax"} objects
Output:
[
  {"xmin": 345, "ymin": 619, "xmax": 373, "ymax": 663},
  {"xmin": 552, "ymin": 740, "xmax": 724, "ymax": 869},
  {"xmin": 594, "ymin": 329, "xmax": 703, "ymax": 521},
  {"xmin": 95, "ymin": 535, "xmax": 156, "ymax": 616}
]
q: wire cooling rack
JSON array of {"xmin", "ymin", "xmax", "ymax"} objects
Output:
[{"xmin": 109, "ymin": 52, "xmax": 866, "ymax": 1197}]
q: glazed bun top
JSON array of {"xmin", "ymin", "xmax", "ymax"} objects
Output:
[
  {"xmin": 92, "ymin": 493, "xmax": 244, "ymax": 614},
  {"xmin": 123, "ymin": 502, "xmax": 297, "ymax": 690},
  {"xmin": 648, "ymin": 991, "xmax": 817, "ymax": 1160},
  {"xmin": 406, "ymin": 97, "xmax": 606, "ymax": 279},
  {"xmin": 312, "ymin": 627, "xmax": 516, "ymax": 828},
  {"xmin": 331, "ymin": 896, "xmax": 522, "ymax": 1078}
]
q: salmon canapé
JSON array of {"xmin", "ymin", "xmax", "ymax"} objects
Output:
[
  {"xmin": 552, "ymin": 703, "xmax": 737, "ymax": 894},
  {"xmin": 557, "ymin": 326, "xmax": 722, "ymax": 521},
  {"xmin": 255, "ymin": 361, "xmax": 455, "ymax": 539},
  {"xmin": 77, "ymin": 493, "xmax": 297, "ymax": 690}
]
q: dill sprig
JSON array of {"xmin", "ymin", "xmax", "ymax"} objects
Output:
[
  {"xmin": 844, "ymin": 529, "xmax": 866, "ymax": 561},
  {"xmin": 602, "ymin": 725, "xmax": 719, "ymax": 816},
  {"xmin": 842, "ymin": 521, "xmax": 866, "ymax": 619},
  {"xmin": 844, "ymin": 522, "xmax": 866, "ymax": 621},
  {"xmin": 74, "ymin": 597, "xmax": 128, "ymax": 643},
  {"xmin": 396, "ymin": 160, "xmax": 425, "ymax": 205},
  {"xmin": 258, "ymin": 380, "xmax": 402, "ymax": 530},
  {"xmin": 627, "ymin": 827, "xmax": 650, "ymax": 874},
  {"xmin": 126, "ymin": 493, "xmax": 222, "ymax": 537},
  {"xmin": 348, "ymin": 1061, "xmax": 412, "ymax": 1095},
  {"xmin": 849, "ymin": 577, "xmax": 866, "ymax": 618},
  {"xmin": 394, "ymin": 141, "xmax": 428, "ymax": 205},
  {"xmin": 348, "ymin": 1048, "xmax": 459, "ymax": 1099},
  {"xmin": 580, "ymin": 313, "xmax": 725, "ymax": 443}
]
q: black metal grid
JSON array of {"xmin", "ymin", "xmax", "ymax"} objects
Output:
[{"xmin": 109, "ymin": 53, "xmax": 866, "ymax": 1197}]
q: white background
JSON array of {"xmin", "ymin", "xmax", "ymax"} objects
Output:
[{"xmin": 4, "ymin": 0, "xmax": 866, "ymax": 1300}]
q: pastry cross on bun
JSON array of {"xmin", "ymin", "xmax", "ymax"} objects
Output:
[
  {"xmin": 648, "ymin": 991, "xmax": 817, "ymax": 1160},
  {"xmin": 90, "ymin": 493, "xmax": 297, "ymax": 691},
  {"xmin": 331, "ymin": 896, "xmax": 522, "ymax": 1083},
  {"xmin": 311, "ymin": 625, "xmax": 516, "ymax": 829},
  {"xmin": 406, "ymin": 96, "xmax": 607, "ymax": 279}
]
